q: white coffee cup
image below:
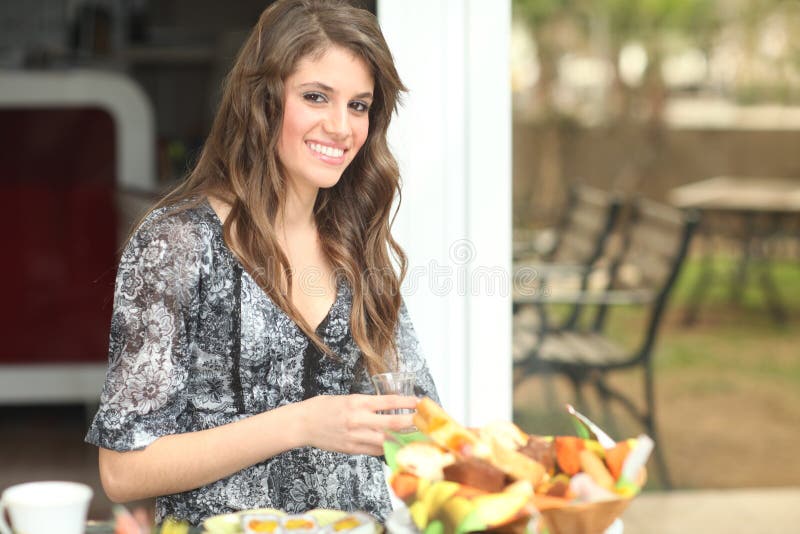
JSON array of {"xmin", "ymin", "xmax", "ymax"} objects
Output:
[{"xmin": 0, "ymin": 481, "xmax": 93, "ymax": 534}]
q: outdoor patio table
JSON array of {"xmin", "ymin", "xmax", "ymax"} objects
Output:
[{"xmin": 668, "ymin": 175, "xmax": 800, "ymax": 324}]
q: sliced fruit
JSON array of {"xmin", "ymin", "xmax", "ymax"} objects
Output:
[
  {"xmin": 554, "ymin": 436, "xmax": 585, "ymax": 475},
  {"xmin": 390, "ymin": 472, "xmax": 419, "ymax": 501},
  {"xmin": 604, "ymin": 441, "xmax": 631, "ymax": 480},
  {"xmin": 579, "ymin": 449, "xmax": 615, "ymax": 490}
]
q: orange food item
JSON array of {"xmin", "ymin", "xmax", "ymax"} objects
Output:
[
  {"xmin": 284, "ymin": 518, "xmax": 315, "ymax": 530},
  {"xmin": 247, "ymin": 519, "xmax": 280, "ymax": 533},
  {"xmin": 604, "ymin": 441, "xmax": 630, "ymax": 480},
  {"xmin": 447, "ymin": 433, "xmax": 478, "ymax": 456},
  {"xmin": 391, "ymin": 472, "xmax": 420, "ymax": 500},
  {"xmin": 332, "ymin": 517, "xmax": 361, "ymax": 531},
  {"xmin": 579, "ymin": 449, "xmax": 615, "ymax": 490},
  {"xmin": 554, "ymin": 436, "xmax": 585, "ymax": 476},
  {"xmin": 414, "ymin": 397, "xmax": 545, "ymax": 485},
  {"xmin": 414, "ymin": 398, "xmax": 480, "ymax": 457}
]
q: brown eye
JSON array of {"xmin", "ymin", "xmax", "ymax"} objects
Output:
[
  {"xmin": 350, "ymin": 101, "xmax": 369, "ymax": 113},
  {"xmin": 303, "ymin": 92, "xmax": 327, "ymax": 104}
]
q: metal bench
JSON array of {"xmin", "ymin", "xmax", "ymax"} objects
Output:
[
  {"xmin": 513, "ymin": 184, "xmax": 622, "ymax": 345},
  {"xmin": 514, "ymin": 197, "xmax": 699, "ymax": 488}
]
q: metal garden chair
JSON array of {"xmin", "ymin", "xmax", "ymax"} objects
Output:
[{"xmin": 513, "ymin": 198, "xmax": 699, "ymax": 488}]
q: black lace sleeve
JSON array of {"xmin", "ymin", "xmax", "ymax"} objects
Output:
[{"xmin": 86, "ymin": 208, "xmax": 207, "ymax": 451}]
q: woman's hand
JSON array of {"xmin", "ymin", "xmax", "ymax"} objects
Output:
[{"xmin": 297, "ymin": 394, "xmax": 419, "ymax": 456}]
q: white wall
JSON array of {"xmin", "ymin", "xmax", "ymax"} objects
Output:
[{"xmin": 379, "ymin": 1, "xmax": 512, "ymax": 426}]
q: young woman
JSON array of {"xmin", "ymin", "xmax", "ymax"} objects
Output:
[{"xmin": 86, "ymin": 0, "xmax": 438, "ymax": 525}]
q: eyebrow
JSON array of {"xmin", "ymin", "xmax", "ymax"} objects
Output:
[{"xmin": 298, "ymin": 81, "xmax": 373, "ymax": 100}]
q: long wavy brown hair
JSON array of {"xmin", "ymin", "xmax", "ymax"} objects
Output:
[{"xmin": 146, "ymin": 0, "xmax": 408, "ymax": 375}]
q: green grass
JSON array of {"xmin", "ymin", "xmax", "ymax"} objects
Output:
[
  {"xmin": 672, "ymin": 256, "xmax": 800, "ymax": 309},
  {"xmin": 593, "ymin": 257, "xmax": 800, "ymax": 380}
]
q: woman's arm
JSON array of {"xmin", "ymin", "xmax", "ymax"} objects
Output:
[{"xmin": 99, "ymin": 394, "xmax": 418, "ymax": 502}]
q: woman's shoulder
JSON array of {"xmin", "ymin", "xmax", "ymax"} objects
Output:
[
  {"xmin": 127, "ymin": 197, "xmax": 221, "ymax": 256},
  {"xmin": 138, "ymin": 196, "xmax": 217, "ymax": 234}
]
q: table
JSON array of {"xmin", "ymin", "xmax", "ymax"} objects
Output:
[
  {"xmin": 85, "ymin": 521, "xmax": 202, "ymax": 534},
  {"xmin": 85, "ymin": 487, "xmax": 800, "ymax": 533},
  {"xmin": 668, "ymin": 176, "xmax": 800, "ymax": 324},
  {"xmin": 622, "ymin": 486, "xmax": 800, "ymax": 534}
]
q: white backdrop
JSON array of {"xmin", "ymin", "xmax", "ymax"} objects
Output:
[{"xmin": 378, "ymin": 1, "xmax": 512, "ymax": 426}]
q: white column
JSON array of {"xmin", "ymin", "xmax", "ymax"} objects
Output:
[{"xmin": 379, "ymin": 1, "xmax": 512, "ymax": 426}]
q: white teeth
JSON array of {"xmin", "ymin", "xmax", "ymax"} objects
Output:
[{"xmin": 308, "ymin": 142, "xmax": 344, "ymax": 158}]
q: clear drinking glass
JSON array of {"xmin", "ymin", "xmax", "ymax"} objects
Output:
[{"xmin": 371, "ymin": 371, "xmax": 416, "ymax": 415}]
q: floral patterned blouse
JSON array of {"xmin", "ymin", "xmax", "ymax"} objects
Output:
[{"xmin": 85, "ymin": 199, "xmax": 439, "ymax": 526}]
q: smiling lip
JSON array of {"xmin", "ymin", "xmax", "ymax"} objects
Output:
[{"xmin": 306, "ymin": 141, "xmax": 347, "ymax": 164}]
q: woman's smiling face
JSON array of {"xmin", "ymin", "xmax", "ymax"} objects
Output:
[{"xmin": 277, "ymin": 45, "xmax": 374, "ymax": 194}]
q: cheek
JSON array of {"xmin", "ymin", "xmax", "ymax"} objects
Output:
[
  {"xmin": 352, "ymin": 118, "xmax": 370, "ymax": 152},
  {"xmin": 279, "ymin": 100, "xmax": 311, "ymax": 150}
]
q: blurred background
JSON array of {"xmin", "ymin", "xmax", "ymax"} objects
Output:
[
  {"xmin": 0, "ymin": 0, "xmax": 798, "ymax": 526},
  {"xmin": 512, "ymin": 0, "xmax": 800, "ymax": 216},
  {"xmin": 510, "ymin": 0, "xmax": 800, "ymax": 494}
]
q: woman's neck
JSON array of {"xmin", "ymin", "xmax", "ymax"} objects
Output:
[{"xmin": 277, "ymin": 181, "xmax": 319, "ymax": 234}]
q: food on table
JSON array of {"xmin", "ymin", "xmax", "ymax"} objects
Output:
[
  {"xmin": 517, "ymin": 435, "xmax": 556, "ymax": 475},
  {"xmin": 535, "ymin": 473, "xmax": 572, "ymax": 499},
  {"xmin": 283, "ymin": 517, "xmax": 316, "ymax": 530},
  {"xmin": 242, "ymin": 514, "xmax": 283, "ymax": 534},
  {"xmin": 322, "ymin": 512, "xmax": 378, "ymax": 534},
  {"xmin": 395, "ymin": 441, "xmax": 455, "ymax": 480},
  {"xmin": 241, "ymin": 513, "xmax": 319, "ymax": 534},
  {"xmin": 478, "ymin": 420, "xmax": 529, "ymax": 450},
  {"xmin": 413, "ymin": 397, "xmax": 485, "ymax": 457},
  {"xmin": 486, "ymin": 433, "xmax": 546, "ymax": 484},
  {"xmin": 205, "ymin": 509, "xmax": 380, "ymax": 534},
  {"xmin": 413, "ymin": 398, "xmax": 546, "ymax": 485},
  {"xmin": 578, "ymin": 449, "xmax": 615, "ymax": 491},
  {"xmin": 386, "ymin": 397, "xmax": 652, "ymax": 534},
  {"xmin": 442, "ymin": 456, "xmax": 506, "ymax": 492},
  {"xmin": 329, "ymin": 517, "xmax": 361, "ymax": 531},
  {"xmin": 553, "ymin": 436, "xmax": 584, "ymax": 476},
  {"xmin": 603, "ymin": 440, "xmax": 631, "ymax": 480},
  {"xmin": 280, "ymin": 515, "xmax": 317, "ymax": 534}
]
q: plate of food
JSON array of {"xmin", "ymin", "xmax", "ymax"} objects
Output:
[
  {"xmin": 383, "ymin": 398, "xmax": 650, "ymax": 534},
  {"xmin": 202, "ymin": 508, "xmax": 380, "ymax": 534}
]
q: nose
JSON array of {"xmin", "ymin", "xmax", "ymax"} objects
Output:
[{"xmin": 322, "ymin": 104, "xmax": 351, "ymax": 139}]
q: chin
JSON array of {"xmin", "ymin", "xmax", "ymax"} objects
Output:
[{"xmin": 314, "ymin": 171, "xmax": 347, "ymax": 190}]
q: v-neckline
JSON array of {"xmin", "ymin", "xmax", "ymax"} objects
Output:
[
  {"xmin": 310, "ymin": 285, "xmax": 340, "ymax": 336},
  {"xmin": 202, "ymin": 197, "xmax": 340, "ymax": 337}
]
